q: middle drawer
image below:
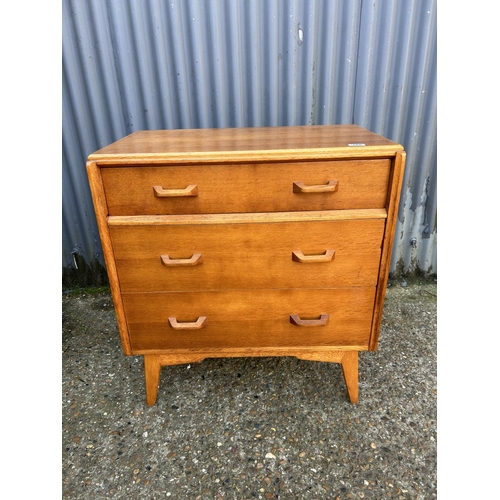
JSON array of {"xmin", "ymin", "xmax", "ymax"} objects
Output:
[{"xmin": 109, "ymin": 219, "xmax": 385, "ymax": 292}]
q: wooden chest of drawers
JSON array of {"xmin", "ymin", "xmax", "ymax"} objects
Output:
[{"xmin": 87, "ymin": 125, "xmax": 405, "ymax": 406}]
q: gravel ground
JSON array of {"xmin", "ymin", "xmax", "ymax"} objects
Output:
[{"xmin": 62, "ymin": 279, "xmax": 437, "ymax": 499}]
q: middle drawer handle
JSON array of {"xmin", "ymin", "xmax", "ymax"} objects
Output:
[
  {"xmin": 292, "ymin": 180, "xmax": 339, "ymax": 193},
  {"xmin": 292, "ymin": 250, "xmax": 335, "ymax": 263},
  {"xmin": 161, "ymin": 253, "xmax": 203, "ymax": 266},
  {"xmin": 168, "ymin": 316, "xmax": 208, "ymax": 330},
  {"xmin": 153, "ymin": 184, "xmax": 198, "ymax": 197},
  {"xmin": 290, "ymin": 314, "xmax": 329, "ymax": 326}
]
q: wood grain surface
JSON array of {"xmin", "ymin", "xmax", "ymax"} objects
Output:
[{"xmin": 101, "ymin": 159, "xmax": 391, "ymax": 215}]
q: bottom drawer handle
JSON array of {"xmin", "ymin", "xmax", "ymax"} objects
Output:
[
  {"xmin": 168, "ymin": 316, "xmax": 208, "ymax": 330},
  {"xmin": 290, "ymin": 314, "xmax": 329, "ymax": 327}
]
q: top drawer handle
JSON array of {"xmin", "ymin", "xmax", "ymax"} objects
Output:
[
  {"xmin": 161, "ymin": 253, "xmax": 203, "ymax": 266},
  {"xmin": 292, "ymin": 250, "xmax": 335, "ymax": 263},
  {"xmin": 153, "ymin": 185, "xmax": 198, "ymax": 197},
  {"xmin": 293, "ymin": 180, "xmax": 339, "ymax": 193}
]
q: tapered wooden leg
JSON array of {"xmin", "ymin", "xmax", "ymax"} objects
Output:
[
  {"xmin": 296, "ymin": 350, "xmax": 359, "ymax": 403},
  {"xmin": 340, "ymin": 351, "xmax": 359, "ymax": 404},
  {"xmin": 144, "ymin": 355, "xmax": 162, "ymax": 406},
  {"xmin": 142, "ymin": 350, "xmax": 359, "ymax": 406}
]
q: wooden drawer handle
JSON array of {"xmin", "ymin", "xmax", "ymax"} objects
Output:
[
  {"xmin": 168, "ymin": 316, "xmax": 207, "ymax": 330},
  {"xmin": 290, "ymin": 314, "xmax": 329, "ymax": 326},
  {"xmin": 292, "ymin": 250, "xmax": 335, "ymax": 263},
  {"xmin": 293, "ymin": 180, "xmax": 339, "ymax": 193},
  {"xmin": 153, "ymin": 185, "xmax": 198, "ymax": 197},
  {"xmin": 161, "ymin": 253, "xmax": 203, "ymax": 266}
]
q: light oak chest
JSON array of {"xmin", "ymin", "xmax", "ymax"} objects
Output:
[{"xmin": 87, "ymin": 125, "xmax": 405, "ymax": 405}]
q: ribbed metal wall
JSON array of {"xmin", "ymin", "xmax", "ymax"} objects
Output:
[{"xmin": 62, "ymin": 0, "xmax": 437, "ymax": 286}]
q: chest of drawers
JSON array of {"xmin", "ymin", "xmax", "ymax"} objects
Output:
[{"xmin": 87, "ymin": 125, "xmax": 405, "ymax": 406}]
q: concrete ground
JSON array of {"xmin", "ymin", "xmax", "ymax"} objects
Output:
[{"xmin": 62, "ymin": 278, "xmax": 437, "ymax": 499}]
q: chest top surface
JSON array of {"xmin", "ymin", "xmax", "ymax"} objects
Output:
[{"xmin": 88, "ymin": 124, "xmax": 403, "ymax": 163}]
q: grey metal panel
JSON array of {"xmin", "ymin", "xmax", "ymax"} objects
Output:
[
  {"xmin": 354, "ymin": 0, "xmax": 437, "ymax": 275},
  {"xmin": 62, "ymin": 0, "xmax": 437, "ymax": 285}
]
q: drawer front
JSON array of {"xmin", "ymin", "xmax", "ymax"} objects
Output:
[
  {"xmin": 101, "ymin": 159, "xmax": 391, "ymax": 215},
  {"xmin": 109, "ymin": 219, "xmax": 385, "ymax": 292},
  {"xmin": 123, "ymin": 288, "xmax": 376, "ymax": 351}
]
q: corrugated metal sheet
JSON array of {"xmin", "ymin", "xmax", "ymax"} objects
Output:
[{"xmin": 62, "ymin": 0, "xmax": 437, "ymax": 286}]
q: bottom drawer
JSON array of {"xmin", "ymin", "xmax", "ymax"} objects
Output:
[{"xmin": 123, "ymin": 288, "xmax": 375, "ymax": 351}]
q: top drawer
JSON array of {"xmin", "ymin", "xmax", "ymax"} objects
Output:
[{"xmin": 101, "ymin": 159, "xmax": 391, "ymax": 215}]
